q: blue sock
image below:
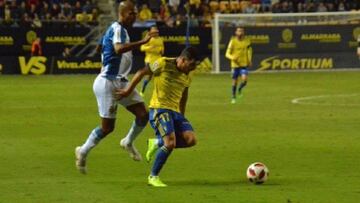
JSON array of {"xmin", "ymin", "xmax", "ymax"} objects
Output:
[
  {"xmin": 151, "ymin": 146, "xmax": 172, "ymax": 176},
  {"xmin": 238, "ymin": 81, "xmax": 247, "ymax": 92},
  {"xmin": 141, "ymin": 79, "xmax": 149, "ymax": 93},
  {"xmin": 232, "ymin": 85, "xmax": 236, "ymax": 98}
]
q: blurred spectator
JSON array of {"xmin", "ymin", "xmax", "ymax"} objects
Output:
[
  {"xmin": 159, "ymin": 3, "xmax": 170, "ymax": 21},
  {"xmin": 251, "ymin": 0, "xmax": 261, "ymax": 12},
  {"xmin": 73, "ymin": 1, "xmax": 83, "ymax": 15},
  {"xmin": 219, "ymin": 1, "xmax": 230, "ymax": 13},
  {"xmin": 229, "ymin": 1, "xmax": 240, "ymax": 13},
  {"xmin": 91, "ymin": 8, "xmax": 99, "ymax": 22},
  {"xmin": 149, "ymin": 0, "xmax": 161, "ymax": 13},
  {"xmin": 280, "ymin": 1, "xmax": 292, "ymax": 13},
  {"xmin": 50, "ymin": 3, "xmax": 61, "ymax": 19},
  {"xmin": 244, "ymin": 3, "xmax": 256, "ymax": 14},
  {"xmin": 27, "ymin": 0, "xmax": 39, "ymax": 7},
  {"xmin": 4, "ymin": 4, "xmax": 13, "ymax": 25},
  {"xmin": 174, "ymin": 14, "xmax": 184, "ymax": 27},
  {"xmin": 297, "ymin": 2, "xmax": 305, "ymax": 12},
  {"xmin": 327, "ymin": 3, "xmax": 335, "ymax": 12},
  {"xmin": 189, "ymin": 14, "xmax": 199, "ymax": 27},
  {"xmin": 62, "ymin": 47, "xmax": 71, "ymax": 58},
  {"xmin": 28, "ymin": 4, "xmax": 37, "ymax": 19},
  {"xmin": 9, "ymin": 0, "xmax": 17, "ymax": 19},
  {"xmin": 20, "ymin": 13, "xmax": 32, "ymax": 27},
  {"xmin": 32, "ymin": 13, "xmax": 42, "ymax": 27},
  {"xmin": 317, "ymin": 2, "xmax": 328, "ymax": 12},
  {"xmin": 272, "ymin": 3, "xmax": 282, "ymax": 13},
  {"xmin": 202, "ymin": 5, "xmax": 212, "ymax": 27},
  {"xmin": 31, "ymin": 37, "xmax": 42, "ymax": 56},
  {"xmin": 16, "ymin": 1, "xmax": 27, "ymax": 19},
  {"xmin": 39, "ymin": 2, "xmax": 49, "ymax": 19},
  {"xmin": 261, "ymin": 0, "xmax": 272, "ymax": 12},
  {"xmin": 209, "ymin": 0, "xmax": 219, "ymax": 13},
  {"xmin": 138, "ymin": 4, "xmax": 152, "ymax": 21},
  {"xmin": 168, "ymin": 0, "xmax": 180, "ymax": 15},
  {"xmin": 338, "ymin": 2, "xmax": 346, "ymax": 11},
  {"xmin": 0, "ymin": 1, "xmax": 5, "ymax": 20},
  {"xmin": 305, "ymin": 2, "xmax": 316, "ymax": 12},
  {"xmin": 63, "ymin": 2, "xmax": 73, "ymax": 19},
  {"xmin": 83, "ymin": 0, "xmax": 92, "ymax": 14},
  {"xmin": 190, "ymin": 0, "xmax": 202, "ymax": 16}
]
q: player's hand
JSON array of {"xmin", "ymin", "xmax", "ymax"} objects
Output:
[
  {"xmin": 142, "ymin": 30, "xmax": 158, "ymax": 44},
  {"xmin": 114, "ymin": 88, "xmax": 131, "ymax": 100},
  {"xmin": 249, "ymin": 62, "xmax": 253, "ymax": 67}
]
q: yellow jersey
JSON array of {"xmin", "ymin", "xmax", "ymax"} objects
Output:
[
  {"xmin": 140, "ymin": 37, "xmax": 164, "ymax": 64},
  {"xmin": 148, "ymin": 57, "xmax": 191, "ymax": 113},
  {"xmin": 225, "ymin": 37, "xmax": 252, "ymax": 68}
]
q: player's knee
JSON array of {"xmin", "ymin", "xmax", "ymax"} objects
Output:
[
  {"xmin": 136, "ymin": 111, "xmax": 149, "ymax": 126},
  {"xmin": 164, "ymin": 137, "xmax": 176, "ymax": 150}
]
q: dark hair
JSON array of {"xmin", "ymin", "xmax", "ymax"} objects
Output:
[{"xmin": 180, "ymin": 46, "xmax": 200, "ymax": 62}]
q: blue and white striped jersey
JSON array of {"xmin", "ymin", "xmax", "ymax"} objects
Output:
[{"xmin": 100, "ymin": 22, "xmax": 133, "ymax": 80}]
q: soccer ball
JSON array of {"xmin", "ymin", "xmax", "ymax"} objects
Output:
[{"xmin": 246, "ymin": 162, "xmax": 269, "ymax": 184}]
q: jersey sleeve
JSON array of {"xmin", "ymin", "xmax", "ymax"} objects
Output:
[
  {"xmin": 113, "ymin": 25, "xmax": 126, "ymax": 44},
  {"xmin": 225, "ymin": 38, "xmax": 236, "ymax": 60},
  {"xmin": 247, "ymin": 40, "xmax": 253, "ymax": 63},
  {"xmin": 148, "ymin": 57, "xmax": 165, "ymax": 75}
]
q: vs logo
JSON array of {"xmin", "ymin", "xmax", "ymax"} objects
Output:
[{"xmin": 18, "ymin": 56, "xmax": 47, "ymax": 75}]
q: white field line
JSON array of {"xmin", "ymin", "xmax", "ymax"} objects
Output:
[{"xmin": 291, "ymin": 93, "xmax": 360, "ymax": 106}]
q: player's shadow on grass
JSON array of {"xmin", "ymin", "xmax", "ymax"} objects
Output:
[
  {"xmin": 169, "ymin": 179, "xmax": 281, "ymax": 187},
  {"xmin": 168, "ymin": 179, "xmax": 280, "ymax": 187}
]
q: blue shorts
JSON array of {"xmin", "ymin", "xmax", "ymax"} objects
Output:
[
  {"xmin": 232, "ymin": 67, "xmax": 248, "ymax": 79},
  {"xmin": 149, "ymin": 108, "xmax": 194, "ymax": 139}
]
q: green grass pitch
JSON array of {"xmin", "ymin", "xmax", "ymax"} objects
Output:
[{"xmin": 1, "ymin": 71, "xmax": 360, "ymax": 203}]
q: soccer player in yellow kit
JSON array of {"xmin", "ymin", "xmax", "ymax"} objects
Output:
[
  {"xmin": 139, "ymin": 26, "xmax": 164, "ymax": 97},
  {"xmin": 226, "ymin": 27, "xmax": 252, "ymax": 104},
  {"xmin": 115, "ymin": 47, "xmax": 200, "ymax": 187}
]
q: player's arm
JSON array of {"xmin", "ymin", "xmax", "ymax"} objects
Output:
[
  {"xmin": 95, "ymin": 36, "xmax": 103, "ymax": 53},
  {"xmin": 225, "ymin": 38, "xmax": 237, "ymax": 60},
  {"xmin": 115, "ymin": 66, "xmax": 152, "ymax": 99},
  {"xmin": 160, "ymin": 39, "xmax": 164, "ymax": 55},
  {"xmin": 179, "ymin": 87, "xmax": 189, "ymax": 115},
  {"xmin": 140, "ymin": 43, "xmax": 152, "ymax": 52},
  {"xmin": 114, "ymin": 29, "xmax": 158, "ymax": 54},
  {"xmin": 247, "ymin": 43, "xmax": 253, "ymax": 67}
]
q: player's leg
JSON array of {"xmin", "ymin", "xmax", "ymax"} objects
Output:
[
  {"xmin": 148, "ymin": 132, "xmax": 175, "ymax": 187},
  {"xmin": 140, "ymin": 74, "xmax": 152, "ymax": 96},
  {"xmin": 75, "ymin": 75, "xmax": 117, "ymax": 173},
  {"xmin": 148, "ymin": 109, "xmax": 176, "ymax": 187},
  {"xmin": 175, "ymin": 130, "xmax": 197, "ymax": 148},
  {"xmin": 238, "ymin": 68, "xmax": 248, "ymax": 95},
  {"xmin": 146, "ymin": 109, "xmax": 165, "ymax": 162},
  {"xmin": 119, "ymin": 102, "xmax": 148, "ymax": 161},
  {"xmin": 232, "ymin": 68, "xmax": 240, "ymax": 103},
  {"xmin": 173, "ymin": 112, "xmax": 196, "ymax": 148}
]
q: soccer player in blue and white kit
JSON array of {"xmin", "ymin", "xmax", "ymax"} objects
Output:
[{"xmin": 75, "ymin": 1, "xmax": 158, "ymax": 174}]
